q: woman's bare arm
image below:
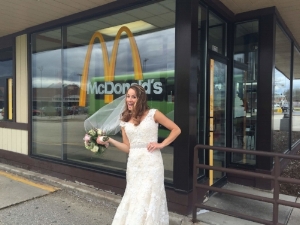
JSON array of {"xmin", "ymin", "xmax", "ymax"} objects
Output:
[
  {"xmin": 147, "ymin": 110, "xmax": 181, "ymax": 152},
  {"xmin": 97, "ymin": 127, "xmax": 130, "ymax": 153}
]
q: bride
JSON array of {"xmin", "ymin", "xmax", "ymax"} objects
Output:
[{"xmin": 97, "ymin": 84, "xmax": 181, "ymax": 225}]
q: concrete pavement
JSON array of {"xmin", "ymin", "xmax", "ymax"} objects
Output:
[
  {"xmin": 0, "ymin": 163, "xmax": 205, "ymax": 225},
  {"xmin": 198, "ymin": 183, "xmax": 300, "ymax": 225},
  {"xmin": 0, "ymin": 173, "xmax": 116, "ymax": 225},
  {"xmin": 1, "ymin": 162, "xmax": 300, "ymax": 225},
  {"xmin": 0, "ymin": 170, "xmax": 57, "ymax": 209}
]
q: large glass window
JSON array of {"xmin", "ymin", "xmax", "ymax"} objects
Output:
[
  {"xmin": 273, "ymin": 24, "xmax": 291, "ymax": 153},
  {"xmin": 31, "ymin": 0, "xmax": 175, "ymax": 182},
  {"xmin": 292, "ymin": 47, "xmax": 300, "ymax": 146},
  {"xmin": 232, "ymin": 21, "xmax": 258, "ymax": 165},
  {"xmin": 31, "ymin": 29, "xmax": 62, "ymax": 158}
]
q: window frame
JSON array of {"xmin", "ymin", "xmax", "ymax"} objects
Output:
[{"xmin": 0, "ymin": 45, "xmax": 16, "ymax": 124}]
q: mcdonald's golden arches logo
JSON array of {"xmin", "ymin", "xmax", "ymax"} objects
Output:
[{"xmin": 79, "ymin": 26, "xmax": 143, "ymax": 106}]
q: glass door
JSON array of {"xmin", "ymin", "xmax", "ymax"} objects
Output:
[{"xmin": 208, "ymin": 56, "xmax": 226, "ymax": 185}]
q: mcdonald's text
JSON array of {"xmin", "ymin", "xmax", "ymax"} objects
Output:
[{"xmin": 87, "ymin": 79, "xmax": 163, "ymax": 95}]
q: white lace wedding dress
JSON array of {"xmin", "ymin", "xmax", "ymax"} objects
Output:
[{"xmin": 111, "ymin": 109, "xmax": 169, "ymax": 225}]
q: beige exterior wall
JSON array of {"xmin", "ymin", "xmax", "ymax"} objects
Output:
[
  {"xmin": 0, "ymin": 128, "xmax": 28, "ymax": 155},
  {"xmin": 16, "ymin": 34, "xmax": 28, "ymax": 124},
  {"xmin": 0, "ymin": 34, "xmax": 29, "ymax": 155}
]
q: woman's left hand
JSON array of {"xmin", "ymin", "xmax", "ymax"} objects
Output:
[{"xmin": 147, "ymin": 142, "xmax": 161, "ymax": 152}]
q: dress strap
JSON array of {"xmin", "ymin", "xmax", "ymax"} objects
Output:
[
  {"xmin": 148, "ymin": 109, "xmax": 157, "ymax": 119},
  {"xmin": 120, "ymin": 121, "xmax": 126, "ymax": 127}
]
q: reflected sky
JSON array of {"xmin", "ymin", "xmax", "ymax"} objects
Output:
[
  {"xmin": 274, "ymin": 69, "xmax": 290, "ymax": 95},
  {"xmin": 32, "ymin": 28, "xmax": 175, "ymax": 88},
  {"xmin": 275, "ymin": 69, "xmax": 300, "ymax": 95},
  {"xmin": 0, "ymin": 60, "xmax": 12, "ymax": 77}
]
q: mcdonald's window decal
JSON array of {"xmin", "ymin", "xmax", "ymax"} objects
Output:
[{"xmin": 78, "ymin": 26, "xmax": 175, "ymax": 107}]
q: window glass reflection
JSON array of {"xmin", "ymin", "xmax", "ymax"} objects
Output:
[
  {"xmin": 273, "ymin": 24, "xmax": 291, "ymax": 153},
  {"xmin": 65, "ymin": 3, "xmax": 175, "ymax": 182},
  {"xmin": 208, "ymin": 12, "xmax": 226, "ymax": 55},
  {"xmin": 0, "ymin": 47, "xmax": 13, "ymax": 121},
  {"xmin": 292, "ymin": 47, "xmax": 300, "ymax": 146},
  {"xmin": 31, "ymin": 29, "xmax": 62, "ymax": 158},
  {"xmin": 232, "ymin": 21, "xmax": 258, "ymax": 165}
]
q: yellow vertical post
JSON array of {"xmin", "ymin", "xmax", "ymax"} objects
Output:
[
  {"xmin": 243, "ymin": 71, "xmax": 248, "ymax": 163},
  {"xmin": 209, "ymin": 59, "xmax": 214, "ymax": 186},
  {"xmin": 8, "ymin": 78, "xmax": 13, "ymax": 120}
]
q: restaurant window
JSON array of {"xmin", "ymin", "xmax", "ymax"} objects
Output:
[
  {"xmin": 31, "ymin": 0, "xmax": 176, "ymax": 182},
  {"xmin": 0, "ymin": 47, "xmax": 13, "ymax": 121},
  {"xmin": 273, "ymin": 24, "xmax": 291, "ymax": 153},
  {"xmin": 292, "ymin": 47, "xmax": 300, "ymax": 146},
  {"xmin": 31, "ymin": 28, "xmax": 62, "ymax": 158},
  {"xmin": 232, "ymin": 21, "xmax": 258, "ymax": 165}
]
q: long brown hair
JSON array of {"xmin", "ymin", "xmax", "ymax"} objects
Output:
[{"xmin": 121, "ymin": 84, "xmax": 149, "ymax": 126}]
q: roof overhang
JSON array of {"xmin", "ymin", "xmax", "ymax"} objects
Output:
[
  {"xmin": 0, "ymin": 0, "xmax": 116, "ymax": 37},
  {"xmin": 1, "ymin": 0, "xmax": 299, "ymax": 47},
  {"xmin": 219, "ymin": 0, "xmax": 300, "ymax": 46}
]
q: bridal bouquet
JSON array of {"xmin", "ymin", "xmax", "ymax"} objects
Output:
[
  {"xmin": 83, "ymin": 128, "xmax": 109, "ymax": 154},
  {"xmin": 83, "ymin": 95, "xmax": 126, "ymax": 155}
]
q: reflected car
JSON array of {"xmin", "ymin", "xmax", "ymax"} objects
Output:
[
  {"xmin": 67, "ymin": 107, "xmax": 79, "ymax": 115},
  {"xmin": 32, "ymin": 109, "xmax": 42, "ymax": 116},
  {"xmin": 281, "ymin": 103, "xmax": 289, "ymax": 112},
  {"xmin": 282, "ymin": 104, "xmax": 294, "ymax": 118},
  {"xmin": 281, "ymin": 103, "xmax": 294, "ymax": 113}
]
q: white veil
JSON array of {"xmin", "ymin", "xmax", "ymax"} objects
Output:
[{"xmin": 84, "ymin": 95, "xmax": 126, "ymax": 134}]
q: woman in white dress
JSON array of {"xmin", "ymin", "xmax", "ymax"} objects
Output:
[{"xmin": 97, "ymin": 84, "xmax": 181, "ymax": 225}]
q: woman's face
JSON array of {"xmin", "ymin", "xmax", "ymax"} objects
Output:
[{"xmin": 126, "ymin": 88, "xmax": 138, "ymax": 110}]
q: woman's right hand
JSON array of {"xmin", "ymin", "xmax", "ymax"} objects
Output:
[
  {"xmin": 98, "ymin": 127, "xmax": 130, "ymax": 154},
  {"xmin": 97, "ymin": 136, "xmax": 108, "ymax": 145}
]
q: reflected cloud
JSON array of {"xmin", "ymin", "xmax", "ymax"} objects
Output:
[{"xmin": 32, "ymin": 28, "xmax": 175, "ymax": 88}]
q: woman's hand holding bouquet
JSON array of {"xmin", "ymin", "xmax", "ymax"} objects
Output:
[
  {"xmin": 83, "ymin": 128, "xmax": 109, "ymax": 155},
  {"xmin": 96, "ymin": 136, "xmax": 110, "ymax": 145},
  {"xmin": 82, "ymin": 95, "xmax": 126, "ymax": 155}
]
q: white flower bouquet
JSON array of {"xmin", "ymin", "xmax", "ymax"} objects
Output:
[
  {"xmin": 83, "ymin": 128, "xmax": 109, "ymax": 155},
  {"xmin": 83, "ymin": 95, "xmax": 126, "ymax": 155}
]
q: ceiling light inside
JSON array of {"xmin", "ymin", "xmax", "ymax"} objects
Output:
[{"xmin": 98, "ymin": 20, "xmax": 156, "ymax": 37}]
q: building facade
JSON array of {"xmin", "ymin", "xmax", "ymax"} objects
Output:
[{"xmin": 0, "ymin": 0, "xmax": 300, "ymax": 214}]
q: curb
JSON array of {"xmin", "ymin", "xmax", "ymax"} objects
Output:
[{"xmin": 0, "ymin": 163, "xmax": 206, "ymax": 225}]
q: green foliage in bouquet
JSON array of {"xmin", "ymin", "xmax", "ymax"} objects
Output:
[{"xmin": 83, "ymin": 128, "xmax": 109, "ymax": 155}]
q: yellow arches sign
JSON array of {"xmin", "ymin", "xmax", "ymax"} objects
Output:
[{"xmin": 79, "ymin": 26, "xmax": 143, "ymax": 106}]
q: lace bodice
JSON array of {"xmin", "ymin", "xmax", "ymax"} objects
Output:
[{"xmin": 120, "ymin": 109, "xmax": 158, "ymax": 147}]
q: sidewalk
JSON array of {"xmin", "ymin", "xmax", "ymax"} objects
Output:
[
  {"xmin": 0, "ymin": 162, "xmax": 299, "ymax": 225},
  {"xmin": 198, "ymin": 183, "xmax": 300, "ymax": 225},
  {"xmin": 0, "ymin": 163, "xmax": 204, "ymax": 225}
]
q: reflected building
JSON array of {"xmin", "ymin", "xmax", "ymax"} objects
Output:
[{"xmin": 32, "ymin": 84, "xmax": 80, "ymax": 109}]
